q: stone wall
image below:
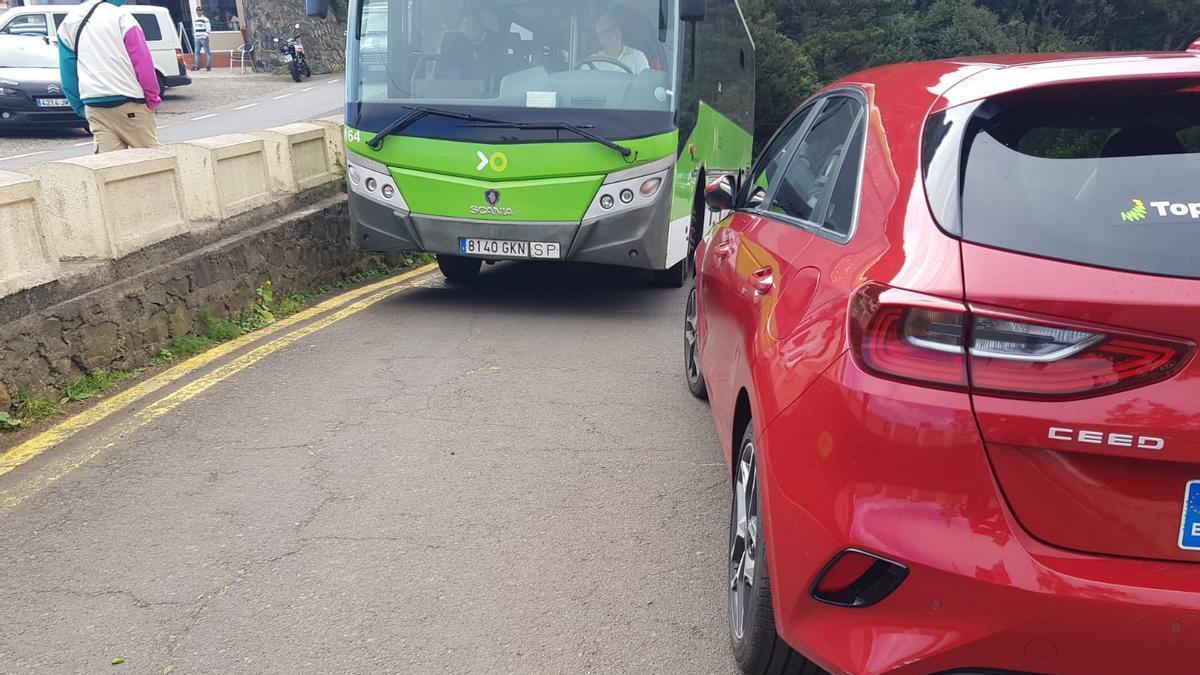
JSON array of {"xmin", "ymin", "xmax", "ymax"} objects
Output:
[
  {"xmin": 245, "ymin": 0, "xmax": 346, "ymax": 75},
  {"xmin": 0, "ymin": 195, "xmax": 398, "ymax": 413},
  {"xmin": 0, "ymin": 115, "xmax": 379, "ymax": 414}
]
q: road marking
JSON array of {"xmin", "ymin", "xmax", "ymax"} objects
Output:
[
  {"xmin": 191, "ymin": 113, "xmax": 218, "ymax": 121},
  {"xmin": 73, "ymin": 141, "xmax": 91, "ymax": 147},
  {"xmin": 272, "ymin": 93, "xmax": 293, "ymax": 100},
  {"xmin": 0, "ymin": 263, "xmax": 437, "ymax": 487},
  {"xmin": 301, "ymin": 86, "xmax": 314, "ymax": 92},
  {"xmin": 0, "ymin": 151, "xmax": 47, "ymax": 161},
  {"xmin": 324, "ymin": 79, "xmax": 340, "ymax": 84},
  {"xmin": 232, "ymin": 103, "xmax": 259, "ymax": 110},
  {"xmin": 0, "ymin": 268, "xmax": 438, "ymax": 514}
]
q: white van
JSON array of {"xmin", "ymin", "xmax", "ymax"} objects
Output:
[{"xmin": 0, "ymin": 5, "xmax": 190, "ymax": 90}]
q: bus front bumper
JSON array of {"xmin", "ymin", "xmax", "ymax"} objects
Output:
[{"xmin": 348, "ymin": 188, "xmax": 677, "ymax": 271}]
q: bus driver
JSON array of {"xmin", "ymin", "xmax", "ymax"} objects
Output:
[{"xmin": 588, "ymin": 11, "xmax": 649, "ymax": 74}]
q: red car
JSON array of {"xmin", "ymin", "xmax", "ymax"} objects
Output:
[{"xmin": 687, "ymin": 51, "xmax": 1200, "ymax": 675}]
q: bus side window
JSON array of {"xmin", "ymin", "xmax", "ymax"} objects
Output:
[{"xmin": 686, "ymin": 21, "xmax": 696, "ymax": 81}]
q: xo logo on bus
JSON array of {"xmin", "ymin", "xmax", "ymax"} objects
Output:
[{"xmin": 476, "ymin": 150, "xmax": 509, "ymax": 173}]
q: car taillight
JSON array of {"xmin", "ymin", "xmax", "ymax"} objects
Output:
[
  {"xmin": 175, "ymin": 48, "xmax": 184, "ymax": 62},
  {"xmin": 850, "ymin": 285, "xmax": 1193, "ymax": 400}
]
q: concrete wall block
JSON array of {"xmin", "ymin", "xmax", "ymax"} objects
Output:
[
  {"xmin": 26, "ymin": 150, "xmax": 189, "ymax": 259},
  {"xmin": 169, "ymin": 134, "xmax": 274, "ymax": 222},
  {"xmin": 252, "ymin": 123, "xmax": 336, "ymax": 195},
  {"xmin": 309, "ymin": 115, "xmax": 345, "ymax": 171},
  {"xmin": 0, "ymin": 171, "xmax": 60, "ymax": 297}
]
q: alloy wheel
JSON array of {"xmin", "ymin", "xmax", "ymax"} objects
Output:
[
  {"xmin": 729, "ymin": 436, "xmax": 759, "ymax": 640},
  {"xmin": 685, "ymin": 287, "xmax": 701, "ymax": 385}
]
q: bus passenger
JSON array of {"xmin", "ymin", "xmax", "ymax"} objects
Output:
[
  {"xmin": 436, "ymin": 8, "xmax": 502, "ymax": 83},
  {"xmin": 590, "ymin": 11, "xmax": 649, "ymax": 74}
]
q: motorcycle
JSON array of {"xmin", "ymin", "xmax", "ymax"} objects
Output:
[{"xmin": 274, "ymin": 24, "xmax": 311, "ymax": 82}]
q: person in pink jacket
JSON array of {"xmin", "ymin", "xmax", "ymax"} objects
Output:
[{"xmin": 57, "ymin": 0, "xmax": 161, "ymax": 152}]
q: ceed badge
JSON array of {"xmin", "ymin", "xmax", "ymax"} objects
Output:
[{"xmin": 1179, "ymin": 480, "xmax": 1200, "ymax": 551}]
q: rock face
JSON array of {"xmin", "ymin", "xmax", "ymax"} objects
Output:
[{"xmin": 244, "ymin": 0, "xmax": 346, "ymax": 75}]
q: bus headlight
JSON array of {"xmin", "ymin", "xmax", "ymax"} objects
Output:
[
  {"xmin": 584, "ymin": 167, "xmax": 670, "ymax": 220},
  {"xmin": 347, "ymin": 154, "xmax": 409, "ymax": 212}
]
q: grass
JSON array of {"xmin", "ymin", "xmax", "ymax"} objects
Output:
[
  {"xmin": 2, "ymin": 258, "xmax": 429, "ymax": 433},
  {"xmin": 16, "ymin": 391, "xmax": 62, "ymax": 424},
  {"xmin": 64, "ymin": 370, "xmax": 132, "ymax": 403}
]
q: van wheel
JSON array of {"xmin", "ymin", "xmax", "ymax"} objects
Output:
[
  {"xmin": 436, "ymin": 255, "xmax": 482, "ymax": 283},
  {"xmin": 156, "ymin": 72, "xmax": 166, "ymax": 94}
]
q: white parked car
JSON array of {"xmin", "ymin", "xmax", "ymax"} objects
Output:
[{"xmin": 0, "ymin": 4, "xmax": 190, "ymax": 91}]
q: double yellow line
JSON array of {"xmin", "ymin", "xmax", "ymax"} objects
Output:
[{"xmin": 0, "ymin": 263, "xmax": 437, "ymax": 511}]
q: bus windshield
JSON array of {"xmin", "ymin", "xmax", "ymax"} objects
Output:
[{"xmin": 349, "ymin": 0, "xmax": 680, "ymax": 139}]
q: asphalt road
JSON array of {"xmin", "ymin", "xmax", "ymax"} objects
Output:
[
  {"xmin": 0, "ymin": 73, "xmax": 344, "ymax": 172},
  {"xmin": 0, "ymin": 262, "xmax": 736, "ymax": 674}
]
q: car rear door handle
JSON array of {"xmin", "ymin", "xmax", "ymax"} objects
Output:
[{"xmin": 751, "ymin": 266, "xmax": 774, "ymax": 296}]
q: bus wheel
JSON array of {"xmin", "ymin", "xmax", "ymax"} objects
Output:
[
  {"xmin": 436, "ymin": 255, "xmax": 482, "ymax": 283},
  {"xmin": 653, "ymin": 257, "xmax": 688, "ymax": 288}
]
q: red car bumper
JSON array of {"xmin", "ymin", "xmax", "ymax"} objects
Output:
[{"xmin": 759, "ymin": 354, "xmax": 1200, "ymax": 675}]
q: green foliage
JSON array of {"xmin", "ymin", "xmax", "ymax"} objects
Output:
[
  {"xmin": 17, "ymin": 391, "xmax": 61, "ymax": 424},
  {"xmin": 740, "ymin": 0, "xmax": 820, "ymax": 146},
  {"xmin": 154, "ymin": 260, "xmax": 409, "ymax": 367},
  {"xmin": 64, "ymin": 370, "xmax": 131, "ymax": 403},
  {"xmin": 749, "ymin": 0, "xmax": 1199, "ymax": 146},
  {"xmin": 157, "ymin": 334, "xmax": 216, "ymax": 363},
  {"xmin": 0, "ymin": 412, "xmax": 21, "ymax": 429},
  {"xmin": 198, "ymin": 308, "xmax": 245, "ymax": 342},
  {"xmin": 236, "ymin": 282, "xmax": 279, "ymax": 333}
]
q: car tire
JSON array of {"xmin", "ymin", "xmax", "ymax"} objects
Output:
[
  {"xmin": 156, "ymin": 72, "xmax": 166, "ymax": 95},
  {"xmin": 436, "ymin": 254, "xmax": 482, "ymax": 283},
  {"xmin": 729, "ymin": 424, "xmax": 812, "ymax": 675},
  {"xmin": 684, "ymin": 284, "xmax": 707, "ymax": 399}
]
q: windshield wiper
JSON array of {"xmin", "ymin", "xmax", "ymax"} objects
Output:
[
  {"xmin": 367, "ymin": 107, "xmax": 634, "ymax": 159},
  {"xmin": 465, "ymin": 121, "xmax": 633, "ymax": 158},
  {"xmin": 366, "ymin": 106, "xmax": 515, "ymax": 150}
]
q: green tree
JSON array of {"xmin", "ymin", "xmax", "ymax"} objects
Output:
[
  {"xmin": 744, "ymin": 0, "xmax": 1200, "ymax": 145},
  {"xmin": 741, "ymin": 0, "xmax": 820, "ymax": 145}
]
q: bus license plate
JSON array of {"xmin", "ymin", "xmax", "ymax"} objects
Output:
[
  {"xmin": 459, "ymin": 238, "xmax": 561, "ymax": 260},
  {"xmin": 1180, "ymin": 480, "xmax": 1200, "ymax": 551}
]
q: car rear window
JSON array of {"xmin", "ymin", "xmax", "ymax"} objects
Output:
[{"xmin": 957, "ymin": 82, "xmax": 1200, "ymax": 278}]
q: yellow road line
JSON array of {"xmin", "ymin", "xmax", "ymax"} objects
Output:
[
  {"xmin": 0, "ymin": 269, "xmax": 436, "ymax": 513},
  {"xmin": 0, "ymin": 263, "xmax": 437, "ymax": 480}
]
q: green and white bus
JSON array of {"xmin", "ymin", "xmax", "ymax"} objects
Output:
[{"xmin": 320, "ymin": 0, "xmax": 754, "ymax": 286}]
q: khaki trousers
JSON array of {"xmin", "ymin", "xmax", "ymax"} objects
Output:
[{"xmin": 84, "ymin": 102, "xmax": 159, "ymax": 153}]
